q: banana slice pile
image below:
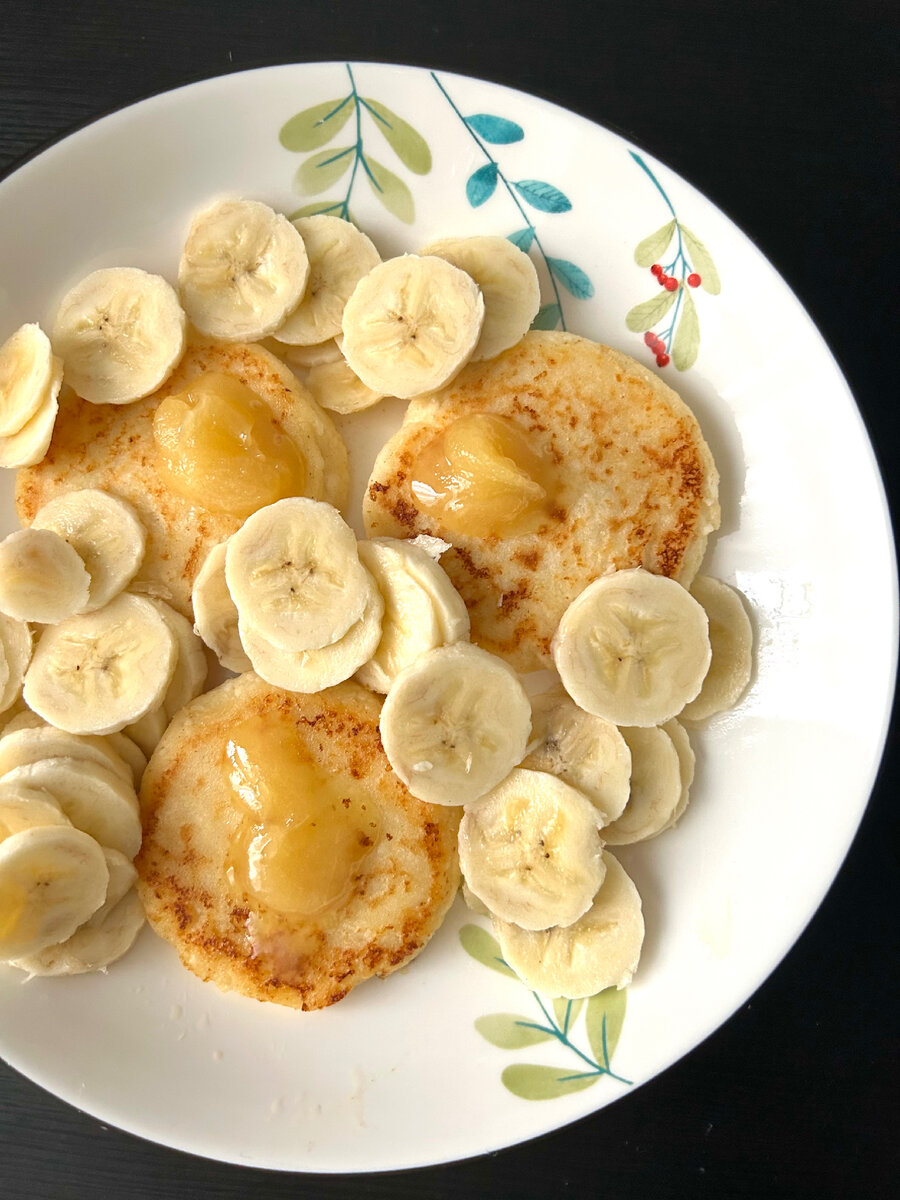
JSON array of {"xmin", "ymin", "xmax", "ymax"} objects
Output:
[
  {"xmin": 0, "ymin": 324, "xmax": 64, "ymax": 468},
  {"xmin": 0, "ymin": 709, "xmax": 147, "ymax": 974}
]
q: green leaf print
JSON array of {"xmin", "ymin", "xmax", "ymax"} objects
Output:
[
  {"xmin": 279, "ymin": 97, "xmax": 355, "ymax": 152},
  {"xmin": 459, "ymin": 924, "xmax": 517, "ymax": 978},
  {"xmin": 475, "ymin": 1014, "xmax": 554, "ymax": 1049},
  {"xmin": 585, "ymin": 988, "xmax": 627, "ymax": 1067},
  {"xmin": 552, "ymin": 997, "xmax": 584, "ymax": 1034},
  {"xmin": 634, "ymin": 219, "xmax": 676, "ymax": 267},
  {"xmin": 672, "ymin": 286, "xmax": 701, "ymax": 370},
  {"xmin": 530, "ymin": 302, "xmax": 562, "ymax": 330},
  {"xmin": 361, "ymin": 98, "xmax": 432, "ymax": 174},
  {"xmin": 502, "ymin": 1064, "xmax": 598, "ymax": 1101},
  {"xmin": 365, "ymin": 156, "xmax": 415, "ymax": 223},
  {"xmin": 625, "ymin": 289, "xmax": 677, "ymax": 332},
  {"xmin": 294, "ymin": 146, "xmax": 354, "ymax": 195},
  {"xmin": 680, "ymin": 225, "xmax": 721, "ymax": 294}
]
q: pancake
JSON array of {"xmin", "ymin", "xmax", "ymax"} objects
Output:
[
  {"xmin": 136, "ymin": 673, "xmax": 460, "ymax": 1010},
  {"xmin": 15, "ymin": 339, "xmax": 350, "ymax": 619},
  {"xmin": 363, "ymin": 332, "xmax": 720, "ymax": 672}
]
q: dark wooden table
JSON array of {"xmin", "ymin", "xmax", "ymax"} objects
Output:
[{"xmin": 1, "ymin": 2, "xmax": 897, "ymax": 1197}]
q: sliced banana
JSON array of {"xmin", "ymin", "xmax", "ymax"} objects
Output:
[
  {"xmin": 23, "ymin": 592, "xmax": 177, "ymax": 736},
  {"xmin": 178, "ymin": 197, "xmax": 309, "ymax": 342},
  {"xmin": 341, "ymin": 254, "xmax": 485, "ymax": 399},
  {"xmin": 145, "ymin": 598, "xmax": 208, "ymax": 720},
  {"xmin": 661, "ymin": 718, "xmax": 695, "ymax": 830},
  {"xmin": 461, "ymin": 880, "xmax": 490, "ymax": 916},
  {"xmin": 419, "ymin": 236, "xmax": 540, "ymax": 361},
  {"xmin": 0, "ymin": 615, "xmax": 32, "ymax": 715},
  {"xmin": 552, "ymin": 568, "xmax": 711, "ymax": 727},
  {"xmin": 379, "ymin": 641, "xmax": 531, "ymax": 806},
  {"xmin": 681, "ymin": 576, "xmax": 754, "ymax": 721},
  {"xmin": 274, "ymin": 215, "xmax": 381, "ymax": 345},
  {"xmin": 0, "ymin": 756, "xmax": 141, "ymax": 858},
  {"xmin": 0, "ymin": 707, "xmax": 40, "ymax": 737},
  {"xmin": 0, "ymin": 782, "xmax": 69, "ymax": 838},
  {"xmin": 458, "ymin": 768, "xmax": 605, "ymax": 931},
  {"xmin": 0, "ymin": 725, "xmax": 133, "ymax": 787},
  {"xmin": 0, "ymin": 323, "xmax": 55, "ymax": 437},
  {"xmin": 239, "ymin": 581, "xmax": 383, "ymax": 693},
  {"xmin": 51, "ymin": 267, "xmax": 186, "ymax": 405},
  {"xmin": 0, "ymin": 355, "xmax": 62, "ymax": 468},
  {"xmin": 11, "ymin": 846, "xmax": 142, "ymax": 975},
  {"xmin": 304, "ymin": 357, "xmax": 385, "ymax": 415},
  {"xmin": 225, "ymin": 498, "xmax": 371, "ymax": 653},
  {"xmin": 522, "ymin": 683, "xmax": 632, "ymax": 826},
  {"xmin": 104, "ymin": 731, "xmax": 147, "ymax": 788},
  {"xmin": 0, "ymin": 528, "xmax": 90, "ymax": 624},
  {"xmin": 0, "ymin": 825, "xmax": 109, "ymax": 960},
  {"xmin": 191, "ymin": 541, "xmax": 253, "ymax": 674},
  {"xmin": 601, "ymin": 725, "xmax": 683, "ymax": 845},
  {"xmin": 265, "ymin": 335, "xmax": 344, "ymax": 369},
  {"xmin": 494, "ymin": 850, "xmax": 644, "ymax": 998},
  {"xmin": 122, "ymin": 705, "xmax": 169, "ymax": 759},
  {"xmin": 31, "ymin": 488, "xmax": 147, "ymax": 612},
  {"xmin": 355, "ymin": 537, "xmax": 470, "ymax": 694}
]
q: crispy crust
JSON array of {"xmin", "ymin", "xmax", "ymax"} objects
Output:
[
  {"xmin": 363, "ymin": 332, "xmax": 720, "ymax": 672},
  {"xmin": 15, "ymin": 339, "xmax": 350, "ymax": 618},
  {"xmin": 136, "ymin": 675, "xmax": 460, "ymax": 1010}
]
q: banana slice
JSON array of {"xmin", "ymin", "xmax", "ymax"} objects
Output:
[
  {"xmin": 31, "ymin": 488, "xmax": 147, "ymax": 612},
  {"xmin": 461, "ymin": 880, "xmax": 490, "ymax": 916},
  {"xmin": 522, "ymin": 683, "xmax": 632, "ymax": 826},
  {"xmin": 601, "ymin": 725, "xmax": 683, "ymax": 845},
  {"xmin": 178, "ymin": 197, "xmax": 309, "ymax": 342},
  {"xmin": 23, "ymin": 593, "xmax": 177, "ymax": 735},
  {"xmin": 0, "ymin": 725, "xmax": 133, "ymax": 786},
  {"xmin": 191, "ymin": 541, "xmax": 253, "ymax": 674},
  {"xmin": 304, "ymin": 357, "xmax": 385, "ymax": 415},
  {"xmin": 379, "ymin": 641, "xmax": 531, "ymax": 806},
  {"xmin": 458, "ymin": 768, "xmax": 605, "ymax": 931},
  {"xmin": 145, "ymin": 598, "xmax": 208, "ymax": 720},
  {"xmin": 225, "ymin": 498, "xmax": 371, "ymax": 653},
  {"xmin": 0, "ymin": 354, "xmax": 62, "ymax": 468},
  {"xmin": 355, "ymin": 537, "xmax": 470, "ymax": 694},
  {"xmin": 51, "ymin": 267, "xmax": 186, "ymax": 405},
  {"xmin": 0, "ymin": 323, "xmax": 56, "ymax": 437},
  {"xmin": 419, "ymin": 236, "xmax": 540, "ymax": 361},
  {"xmin": 239, "ymin": 581, "xmax": 383, "ymax": 692},
  {"xmin": 551, "ymin": 568, "xmax": 711, "ymax": 727},
  {"xmin": 661, "ymin": 718, "xmax": 695, "ymax": 830},
  {"xmin": 0, "ymin": 782, "xmax": 69, "ymax": 837},
  {"xmin": 264, "ymin": 336, "xmax": 343, "ymax": 369},
  {"xmin": 11, "ymin": 847, "xmax": 143, "ymax": 975},
  {"xmin": 0, "ymin": 615, "xmax": 32, "ymax": 715},
  {"xmin": 0, "ymin": 528, "xmax": 90, "ymax": 624},
  {"xmin": 494, "ymin": 850, "xmax": 644, "ymax": 998},
  {"xmin": 0, "ymin": 825, "xmax": 109, "ymax": 960},
  {"xmin": 0, "ymin": 707, "xmax": 40, "ymax": 737},
  {"xmin": 681, "ymin": 576, "xmax": 754, "ymax": 721},
  {"xmin": 104, "ymin": 731, "xmax": 147, "ymax": 788},
  {"xmin": 122, "ymin": 705, "xmax": 169, "ymax": 759},
  {"xmin": 341, "ymin": 255, "xmax": 485, "ymax": 399},
  {"xmin": 0, "ymin": 756, "xmax": 141, "ymax": 858},
  {"xmin": 274, "ymin": 215, "xmax": 381, "ymax": 345}
]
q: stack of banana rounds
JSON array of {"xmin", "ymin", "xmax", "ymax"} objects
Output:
[{"xmin": 0, "ymin": 196, "xmax": 753, "ymax": 1009}]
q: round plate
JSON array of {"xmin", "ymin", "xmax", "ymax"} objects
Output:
[{"xmin": 0, "ymin": 62, "xmax": 895, "ymax": 1172}]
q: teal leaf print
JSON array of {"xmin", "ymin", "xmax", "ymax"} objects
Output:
[
  {"xmin": 672, "ymin": 286, "xmax": 700, "ymax": 370},
  {"xmin": 548, "ymin": 257, "xmax": 594, "ymax": 300},
  {"xmin": 634, "ymin": 219, "xmax": 676, "ymax": 267},
  {"xmin": 360, "ymin": 98, "xmax": 432, "ymax": 175},
  {"xmin": 507, "ymin": 227, "xmax": 535, "ymax": 252},
  {"xmin": 289, "ymin": 200, "xmax": 347, "ymax": 220},
  {"xmin": 466, "ymin": 162, "xmax": 499, "ymax": 207},
  {"xmin": 279, "ymin": 97, "xmax": 355, "ymax": 151},
  {"xmin": 464, "ymin": 113, "xmax": 524, "ymax": 144},
  {"xmin": 625, "ymin": 289, "xmax": 677, "ymax": 332},
  {"xmin": 294, "ymin": 146, "xmax": 353, "ymax": 195},
  {"xmin": 513, "ymin": 179, "xmax": 572, "ymax": 214},
  {"xmin": 552, "ymin": 997, "xmax": 585, "ymax": 1033},
  {"xmin": 365, "ymin": 156, "xmax": 415, "ymax": 223},
  {"xmin": 530, "ymin": 302, "xmax": 562, "ymax": 330},
  {"xmin": 680, "ymin": 225, "xmax": 721, "ymax": 294},
  {"xmin": 585, "ymin": 989, "xmax": 627, "ymax": 1067},
  {"xmin": 475, "ymin": 1014, "xmax": 554, "ymax": 1049},
  {"xmin": 459, "ymin": 924, "xmax": 517, "ymax": 978},
  {"xmin": 502, "ymin": 1064, "xmax": 598, "ymax": 1101}
]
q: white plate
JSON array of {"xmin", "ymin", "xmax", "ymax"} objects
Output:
[{"xmin": 0, "ymin": 62, "xmax": 895, "ymax": 1172}]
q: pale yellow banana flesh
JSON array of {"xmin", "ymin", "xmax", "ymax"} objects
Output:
[
  {"xmin": 0, "ymin": 528, "xmax": 90, "ymax": 624},
  {"xmin": 681, "ymin": 575, "xmax": 754, "ymax": 721},
  {"xmin": 0, "ymin": 323, "xmax": 55, "ymax": 437},
  {"xmin": 191, "ymin": 541, "xmax": 253, "ymax": 674}
]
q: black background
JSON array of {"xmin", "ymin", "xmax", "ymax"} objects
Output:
[{"xmin": 0, "ymin": 2, "xmax": 897, "ymax": 1197}]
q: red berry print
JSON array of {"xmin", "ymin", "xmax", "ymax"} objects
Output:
[
  {"xmin": 644, "ymin": 332, "xmax": 657, "ymax": 347},
  {"xmin": 656, "ymin": 353, "xmax": 670, "ymax": 367},
  {"xmin": 687, "ymin": 273, "xmax": 701, "ymax": 287},
  {"xmin": 650, "ymin": 263, "xmax": 663, "ymax": 277},
  {"xmin": 664, "ymin": 277, "xmax": 678, "ymax": 292}
]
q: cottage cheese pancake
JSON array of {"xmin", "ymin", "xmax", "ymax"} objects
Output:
[
  {"xmin": 136, "ymin": 674, "xmax": 460, "ymax": 1010},
  {"xmin": 363, "ymin": 332, "xmax": 720, "ymax": 672},
  {"xmin": 15, "ymin": 340, "xmax": 349, "ymax": 619}
]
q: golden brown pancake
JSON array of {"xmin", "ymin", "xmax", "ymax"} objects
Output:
[
  {"xmin": 136, "ymin": 674, "xmax": 460, "ymax": 1010},
  {"xmin": 15, "ymin": 339, "xmax": 350, "ymax": 619},
  {"xmin": 363, "ymin": 332, "xmax": 720, "ymax": 672}
]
